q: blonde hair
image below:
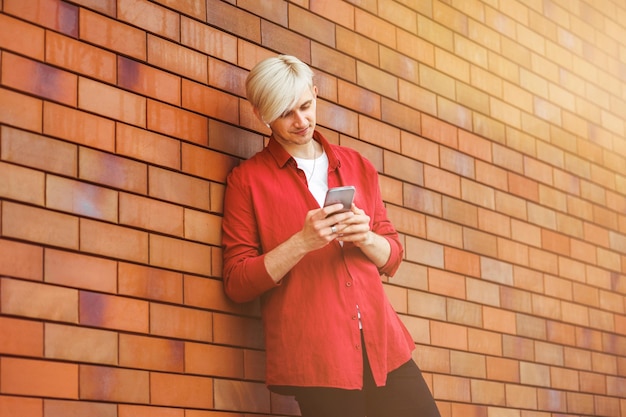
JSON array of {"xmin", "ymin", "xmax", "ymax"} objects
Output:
[{"xmin": 245, "ymin": 55, "xmax": 314, "ymax": 124}]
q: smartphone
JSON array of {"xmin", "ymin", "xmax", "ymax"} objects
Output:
[{"xmin": 323, "ymin": 186, "xmax": 355, "ymax": 214}]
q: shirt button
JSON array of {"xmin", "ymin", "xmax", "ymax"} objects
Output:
[
  {"xmin": 352, "ymin": 315, "xmax": 357, "ymax": 320},
  {"xmin": 355, "ymin": 344, "xmax": 360, "ymax": 350},
  {"xmin": 346, "ymin": 282, "xmax": 352, "ymax": 287}
]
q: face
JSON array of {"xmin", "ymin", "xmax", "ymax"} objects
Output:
[{"xmin": 267, "ymin": 86, "xmax": 318, "ymax": 152}]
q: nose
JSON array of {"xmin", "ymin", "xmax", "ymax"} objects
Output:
[{"xmin": 292, "ymin": 110, "xmax": 307, "ymax": 126}]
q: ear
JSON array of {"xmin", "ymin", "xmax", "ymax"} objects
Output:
[{"xmin": 252, "ymin": 107, "xmax": 270, "ymax": 128}]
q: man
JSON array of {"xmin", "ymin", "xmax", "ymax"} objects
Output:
[{"xmin": 222, "ymin": 55, "xmax": 440, "ymax": 417}]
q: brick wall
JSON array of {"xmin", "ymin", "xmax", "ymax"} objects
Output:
[{"xmin": 1, "ymin": 0, "xmax": 625, "ymax": 416}]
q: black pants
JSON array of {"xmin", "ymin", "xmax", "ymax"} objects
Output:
[{"xmin": 292, "ymin": 345, "xmax": 441, "ymax": 417}]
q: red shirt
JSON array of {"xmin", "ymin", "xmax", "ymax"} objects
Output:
[{"xmin": 222, "ymin": 130, "xmax": 414, "ymax": 390}]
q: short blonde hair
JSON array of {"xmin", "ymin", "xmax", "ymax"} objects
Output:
[{"xmin": 245, "ymin": 55, "xmax": 314, "ymax": 124}]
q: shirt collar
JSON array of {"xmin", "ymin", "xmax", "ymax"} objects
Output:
[{"xmin": 267, "ymin": 130, "xmax": 341, "ymax": 170}]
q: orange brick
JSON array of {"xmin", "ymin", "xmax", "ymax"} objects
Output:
[
  {"xmin": 80, "ymin": 219, "xmax": 149, "ymax": 264},
  {"xmin": 184, "ymin": 209, "xmax": 222, "ymax": 246},
  {"xmin": 426, "ymin": 166, "xmax": 461, "ymax": 198},
  {"xmin": 383, "ymin": 152, "xmax": 424, "ymax": 185},
  {"xmin": 181, "ymin": 144, "xmax": 240, "ymax": 184},
  {"xmin": 3, "ymin": 202, "xmax": 79, "ymax": 249},
  {"xmin": 149, "ymin": 234, "xmax": 212, "ymax": 276},
  {"xmin": 1, "ymin": 357, "xmax": 78, "ymax": 398},
  {"xmin": 147, "ymin": 35, "xmax": 208, "ymax": 83},
  {"xmin": 486, "ymin": 356, "xmax": 520, "ymax": 382},
  {"xmin": 0, "ymin": 87, "xmax": 43, "ymax": 132},
  {"xmin": 79, "ymin": 9, "xmax": 146, "ymax": 60},
  {"xmin": 431, "ymin": 321, "xmax": 468, "ymax": 351},
  {"xmin": 118, "ymin": 56, "xmax": 181, "ymax": 105},
  {"xmin": 1, "ymin": 278, "xmax": 78, "ymax": 322},
  {"xmin": 2, "ymin": 52, "xmax": 76, "ymax": 106},
  {"xmin": 45, "ymin": 323, "xmax": 118, "ymax": 365},
  {"xmin": 45, "ymin": 249, "xmax": 117, "ymax": 293},
  {"xmin": 288, "ymin": 4, "xmax": 336, "ymax": 48},
  {"xmin": 310, "ymin": 0, "xmax": 355, "ymax": 29},
  {"xmin": 116, "ymin": 123, "xmax": 180, "ymax": 170},
  {"xmin": 119, "ymin": 0, "xmax": 179, "ymax": 41},
  {"xmin": 484, "ymin": 306, "xmax": 516, "ymax": 334},
  {"xmin": 185, "ymin": 342, "xmax": 244, "ymax": 378},
  {"xmin": 0, "ymin": 162, "xmax": 44, "ymax": 206},
  {"xmin": 47, "ymin": 176, "xmax": 118, "ymax": 222},
  {"xmin": 150, "ymin": 373, "xmax": 213, "ymax": 409},
  {"xmin": 405, "ymin": 236, "xmax": 444, "ymax": 268},
  {"xmin": 181, "ymin": 17, "xmax": 238, "ymax": 64},
  {"xmin": 79, "ymin": 147, "xmax": 147, "ymax": 193},
  {"xmin": 2, "ymin": 126, "xmax": 77, "ymax": 176},
  {"xmin": 381, "ymin": 97, "xmax": 422, "ymax": 134},
  {"xmin": 339, "ymin": 81, "xmax": 381, "ymax": 119},
  {"xmin": 433, "ymin": 374, "xmax": 471, "ymax": 402},
  {"xmin": 80, "ymin": 291, "xmax": 149, "ymax": 333},
  {"xmin": 43, "ymin": 102, "xmax": 115, "ymax": 151},
  {"xmin": 150, "ymin": 303, "xmax": 213, "ymax": 342},
  {"xmin": 213, "ymin": 379, "xmax": 269, "ymax": 413},
  {"xmin": 213, "ymin": 314, "xmax": 264, "ymax": 350},
  {"xmin": 78, "ymin": 78, "xmax": 146, "ymax": 127},
  {"xmin": 207, "ymin": 0, "xmax": 261, "ymax": 43},
  {"xmin": 148, "ymin": 166, "xmax": 210, "ymax": 210},
  {"xmin": 4, "ymin": 0, "xmax": 78, "ymax": 36},
  {"xmin": 444, "ymin": 246, "xmax": 480, "ymax": 277},
  {"xmin": 464, "ymin": 228, "xmax": 498, "ymax": 257},
  {"xmin": 183, "ymin": 275, "xmax": 249, "ymax": 315},
  {"xmin": 119, "ymin": 193, "xmax": 183, "ymax": 237},
  {"xmin": 182, "ymin": 79, "xmax": 239, "ymax": 125},
  {"xmin": 505, "ymin": 384, "xmax": 537, "ymax": 409},
  {"xmin": 119, "ymin": 334, "xmax": 184, "ymax": 372},
  {"xmin": 463, "ymin": 180, "xmax": 495, "ymax": 210},
  {"xmin": 0, "ymin": 396, "xmax": 42, "ymax": 417},
  {"xmin": 118, "ymin": 262, "xmax": 184, "ymax": 304},
  {"xmin": 0, "ymin": 14, "xmax": 45, "ymax": 60},
  {"xmin": 0, "ymin": 316, "xmax": 43, "ymax": 356},
  {"xmin": 118, "ymin": 404, "xmax": 183, "ymax": 417},
  {"xmin": 44, "ymin": 399, "xmax": 117, "ymax": 417},
  {"xmin": 147, "ymin": 100, "xmax": 208, "ymax": 146},
  {"xmin": 46, "ymin": 31, "xmax": 116, "ymax": 84},
  {"xmin": 80, "ymin": 365, "xmax": 149, "ymax": 403}
]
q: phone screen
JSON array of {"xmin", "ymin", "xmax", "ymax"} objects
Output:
[{"xmin": 323, "ymin": 186, "xmax": 355, "ymax": 213}]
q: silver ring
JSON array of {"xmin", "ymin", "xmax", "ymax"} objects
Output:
[{"xmin": 331, "ymin": 225, "xmax": 337, "ymax": 234}]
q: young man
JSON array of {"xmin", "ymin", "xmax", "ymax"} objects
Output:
[{"xmin": 222, "ymin": 55, "xmax": 441, "ymax": 417}]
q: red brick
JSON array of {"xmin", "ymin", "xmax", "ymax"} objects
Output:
[
  {"xmin": 44, "ymin": 399, "xmax": 117, "ymax": 417},
  {"xmin": 1, "ymin": 278, "xmax": 78, "ymax": 322},
  {"xmin": 312, "ymin": 41, "xmax": 357, "ymax": 83},
  {"xmin": 119, "ymin": 334, "xmax": 184, "ymax": 372},
  {"xmin": 43, "ymin": 102, "xmax": 115, "ymax": 151},
  {"xmin": 118, "ymin": 56, "xmax": 181, "ymax": 105},
  {"xmin": 0, "ymin": 87, "xmax": 43, "ymax": 132},
  {"xmin": 185, "ymin": 342, "xmax": 244, "ymax": 378},
  {"xmin": 45, "ymin": 323, "xmax": 118, "ymax": 365},
  {"xmin": 78, "ymin": 78, "xmax": 146, "ymax": 127},
  {"xmin": 206, "ymin": 0, "xmax": 261, "ymax": 43},
  {"xmin": 183, "ymin": 275, "xmax": 252, "ymax": 315},
  {"xmin": 0, "ymin": 396, "xmax": 42, "ymax": 417},
  {"xmin": 0, "ymin": 316, "xmax": 43, "ymax": 356},
  {"xmin": 150, "ymin": 303, "xmax": 213, "ymax": 342},
  {"xmin": 46, "ymin": 31, "xmax": 116, "ymax": 84},
  {"xmin": 119, "ymin": 0, "xmax": 179, "ymax": 41},
  {"xmin": 182, "ymin": 79, "xmax": 239, "ymax": 124},
  {"xmin": 147, "ymin": 100, "xmax": 208, "ymax": 146},
  {"xmin": 2, "ymin": 202, "xmax": 79, "ymax": 249},
  {"xmin": 79, "ymin": 9, "xmax": 146, "ymax": 60},
  {"xmin": 79, "ymin": 291, "xmax": 149, "ymax": 333},
  {"xmin": 116, "ymin": 123, "xmax": 180, "ymax": 170},
  {"xmin": 150, "ymin": 373, "xmax": 213, "ymax": 409},
  {"xmin": 5, "ymin": 0, "xmax": 78, "ymax": 36},
  {"xmin": 0, "ymin": 14, "xmax": 45, "ymax": 60},
  {"xmin": 118, "ymin": 262, "xmax": 184, "ymax": 304},
  {"xmin": 2, "ymin": 126, "xmax": 77, "ymax": 176},
  {"xmin": 80, "ymin": 365, "xmax": 149, "ymax": 403},
  {"xmin": 2, "ymin": 52, "xmax": 77, "ymax": 106},
  {"xmin": 80, "ymin": 219, "xmax": 149, "ymax": 264},
  {"xmin": 46, "ymin": 176, "xmax": 118, "ymax": 222},
  {"xmin": 0, "ymin": 162, "xmax": 44, "ymax": 205},
  {"xmin": 184, "ymin": 209, "xmax": 222, "ymax": 246},
  {"xmin": 1, "ymin": 357, "xmax": 78, "ymax": 398},
  {"xmin": 149, "ymin": 234, "xmax": 212, "ymax": 276},
  {"xmin": 181, "ymin": 17, "xmax": 238, "ymax": 64},
  {"xmin": 45, "ymin": 249, "xmax": 117, "ymax": 293}
]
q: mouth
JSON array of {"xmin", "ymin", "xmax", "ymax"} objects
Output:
[{"xmin": 293, "ymin": 126, "xmax": 311, "ymax": 136}]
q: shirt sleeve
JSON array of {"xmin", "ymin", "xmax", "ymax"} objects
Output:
[{"xmin": 221, "ymin": 168, "xmax": 279, "ymax": 303}]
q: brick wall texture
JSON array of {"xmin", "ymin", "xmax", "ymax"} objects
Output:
[{"xmin": 0, "ymin": 0, "xmax": 625, "ymax": 416}]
